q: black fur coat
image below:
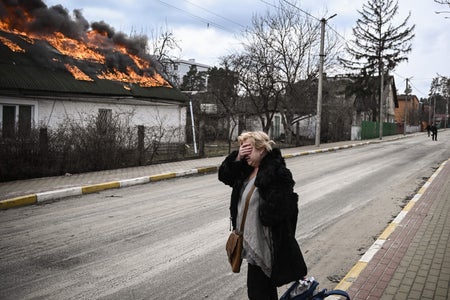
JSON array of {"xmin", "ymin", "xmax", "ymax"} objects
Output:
[{"xmin": 218, "ymin": 148, "xmax": 307, "ymax": 286}]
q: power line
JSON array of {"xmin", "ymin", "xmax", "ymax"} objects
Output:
[
  {"xmin": 273, "ymin": 0, "xmax": 353, "ymax": 48},
  {"xmin": 254, "ymin": 0, "xmax": 320, "ymax": 34},
  {"xmin": 278, "ymin": 0, "xmax": 320, "ymax": 21},
  {"xmin": 183, "ymin": 0, "xmax": 246, "ymax": 29},
  {"xmin": 156, "ymin": 0, "xmax": 235, "ymax": 33},
  {"xmin": 409, "ymin": 81, "xmax": 428, "ymax": 97},
  {"xmin": 393, "ymin": 71, "xmax": 429, "ymax": 97}
]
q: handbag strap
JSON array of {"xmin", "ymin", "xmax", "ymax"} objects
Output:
[
  {"xmin": 239, "ymin": 184, "xmax": 256, "ymax": 233},
  {"xmin": 323, "ymin": 289, "xmax": 350, "ymax": 300}
]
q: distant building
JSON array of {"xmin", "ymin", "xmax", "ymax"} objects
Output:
[
  {"xmin": 395, "ymin": 94, "xmax": 420, "ymax": 124},
  {"xmin": 289, "ymin": 75, "xmax": 399, "ymax": 141},
  {"xmin": 167, "ymin": 59, "xmax": 210, "ymax": 88}
]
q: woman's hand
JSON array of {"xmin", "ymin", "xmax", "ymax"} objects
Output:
[{"xmin": 237, "ymin": 142, "xmax": 253, "ymax": 161}]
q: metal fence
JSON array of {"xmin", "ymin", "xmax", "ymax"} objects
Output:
[{"xmin": 361, "ymin": 121, "xmax": 398, "ymax": 139}]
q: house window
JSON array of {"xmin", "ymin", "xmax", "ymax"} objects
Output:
[
  {"xmin": 1, "ymin": 104, "xmax": 33, "ymax": 138},
  {"xmin": 19, "ymin": 105, "xmax": 32, "ymax": 137},
  {"xmin": 2, "ymin": 106, "xmax": 15, "ymax": 138},
  {"xmin": 97, "ymin": 108, "xmax": 112, "ymax": 133},
  {"xmin": 200, "ymin": 103, "xmax": 217, "ymax": 114}
]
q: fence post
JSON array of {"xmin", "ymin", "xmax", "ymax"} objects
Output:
[
  {"xmin": 137, "ymin": 125, "xmax": 144, "ymax": 165},
  {"xmin": 199, "ymin": 118, "xmax": 205, "ymax": 157},
  {"xmin": 39, "ymin": 127, "xmax": 48, "ymax": 160},
  {"xmin": 39, "ymin": 127, "xmax": 48, "ymax": 165}
]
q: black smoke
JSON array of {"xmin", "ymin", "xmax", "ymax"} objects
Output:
[{"xmin": 0, "ymin": 0, "xmax": 161, "ymax": 81}]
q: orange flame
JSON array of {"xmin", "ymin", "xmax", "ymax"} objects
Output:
[
  {"xmin": 49, "ymin": 32, "xmax": 105, "ymax": 64},
  {"xmin": 0, "ymin": 15, "xmax": 172, "ymax": 88},
  {"xmin": 98, "ymin": 66, "xmax": 171, "ymax": 88},
  {"xmin": 115, "ymin": 44, "xmax": 150, "ymax": 70},
  {"xmin": 0, "ymin": 36, "xmax": 24, "ymax": 52},
  {"xmin": 65, "ymin": 64, "xmax": 94, "ymax": 81}
]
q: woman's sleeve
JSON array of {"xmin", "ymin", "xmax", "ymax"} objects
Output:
[
  {"xmin": 259, "ymin": 168, "xmax": 297, "ymax": 226},
  {"xmin": 218, "ymin": 150, "xmax": 240, "ymax": 187}
]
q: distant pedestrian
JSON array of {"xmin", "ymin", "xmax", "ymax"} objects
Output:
[
  {"xmin": 426, "ymin": 124, "xmax": 431, "ymax": 137},
  {"xmin": 431, "ymin": 124, "xmax": 438, "ymax": 141}
]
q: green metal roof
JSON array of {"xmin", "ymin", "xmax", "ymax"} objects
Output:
[{"xmin": 0, "ymin": 31, "xmax": 187, "ymax": 104}]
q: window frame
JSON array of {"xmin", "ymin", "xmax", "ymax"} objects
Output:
[{"xmin": 0, "ymin": 102, "xmax": 36, "ymax": 138}]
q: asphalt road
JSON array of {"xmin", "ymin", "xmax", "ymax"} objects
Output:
[{"xmin": 0, "ymin": 131, "xmax": 448, "ymax": 299}]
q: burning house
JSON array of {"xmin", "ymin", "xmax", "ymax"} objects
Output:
[{"xmin": 0, "ymin": 1, "xmax": 187, "ymax": 141}]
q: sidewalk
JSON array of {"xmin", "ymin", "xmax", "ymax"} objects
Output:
[
  {"xmin": 0, "ymin": 134, "xmax": 411, "ymax": 209},
  {"xmin": 334, "ymin": 157, "xmax": 450, "ymax": 300}
]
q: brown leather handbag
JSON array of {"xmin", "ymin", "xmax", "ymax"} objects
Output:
[{"xmin": 225, "ymin": 184, "xmax": 256, "ymax": 273}]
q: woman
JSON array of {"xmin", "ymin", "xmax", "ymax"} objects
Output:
[{"xmin": 219, "ymin": 131, "xmax": 307, "ymax": 299}]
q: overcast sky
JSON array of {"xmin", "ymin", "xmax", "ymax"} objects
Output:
[{"xmin": 44, "ymin": 0, "xmax": 450, "ymax": 99}]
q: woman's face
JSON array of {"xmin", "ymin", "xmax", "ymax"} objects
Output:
[{"xmin": 241, "ymin": 139, "xmax": 265, "ymax": 167}]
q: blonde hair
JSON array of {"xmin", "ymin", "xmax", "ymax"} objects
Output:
[{"xmin": 238, "ymin": 131, "xmax": 275, "ymax": 152}]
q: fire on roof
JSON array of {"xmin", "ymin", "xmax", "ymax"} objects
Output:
[{"xmin": 0, "ymin": 0, "xmax": 172, "ymax": 89}]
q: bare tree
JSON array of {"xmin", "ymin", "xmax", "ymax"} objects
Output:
[
  {"xmin": 273, "ymin": 2, "xmax": 341, "ymax": 143},
  {"xmin": 224, "ymin": 1, "xmax": 340, "ymax": 140},
  {"xmin": 434, "ymin": 0, "xmax": 450, "ymax": 6},
  {"xmin": 227, "ymin": 51, "xmax": 281, "ymax": 133},
  {"xmin": 430, "ymin": 76, "xmax": 450, "ymax": 127},
  {"xmin": 147, "ymin": 25, "xmax": 181, "ymax": 82}
]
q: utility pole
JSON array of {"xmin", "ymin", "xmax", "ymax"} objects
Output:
[
  {"xmin": 182, "ymin": 91, "xmax": 199, "ymax": 154},
  {"xmin": 446, "ymin": 96, "xmax": 449, "ymax": 129},
  {"xmin": 378, "ymin": 61, "xmax": 384, "ymax": 140},
  {"xmin": 189, "ymin": 99, "xmax": 198, "ymax": 154},
  {"xmin": 315, "ymin": 13, "xmax": 336, "ymax": 147},
  {"xmin": 439, "ymin": 75, "xmax": 449, "ymax": 129},
  {"xmin": 403, "ymin": 80, "xmax": 407, "ymax": 135},
  {"xmin": 403, "ymin": 78, "xmax": 412, "ymax": 135},
  {"xmin": 428, "ymin": 97, "xmax": 431, "ymax": 126},
  {"xmin": 433, "ymin": 94, "xmax": 436, "ymax": 125}
]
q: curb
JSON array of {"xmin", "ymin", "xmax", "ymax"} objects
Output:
[
  {"xmin": 333, "ymin": 158, "xmax": 449, "ymax": 292},
  {"xmin": 0, "ymin": 135, "xmax": 412, "ymax": 210},
  {"xmin": 0, "ymin": 166, "xmax": 218, "ymax": 210}
]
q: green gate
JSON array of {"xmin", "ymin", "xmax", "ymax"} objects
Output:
[{"xmin": 361, "ymin": 121, "xmax": 397, "ymax": 139}]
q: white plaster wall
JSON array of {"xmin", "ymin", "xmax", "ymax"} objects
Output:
[
  {"xmin": 38, "ymin": 99, "xmax": 184, "ymax": 127},
  {"xmin": 1, "ymin": 96, "xmax": 186, "ymax": 142}
]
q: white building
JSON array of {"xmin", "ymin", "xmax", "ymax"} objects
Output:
[{"xmin": 167, "ymin": 59, "xmax": 210, "ymax": 88}]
